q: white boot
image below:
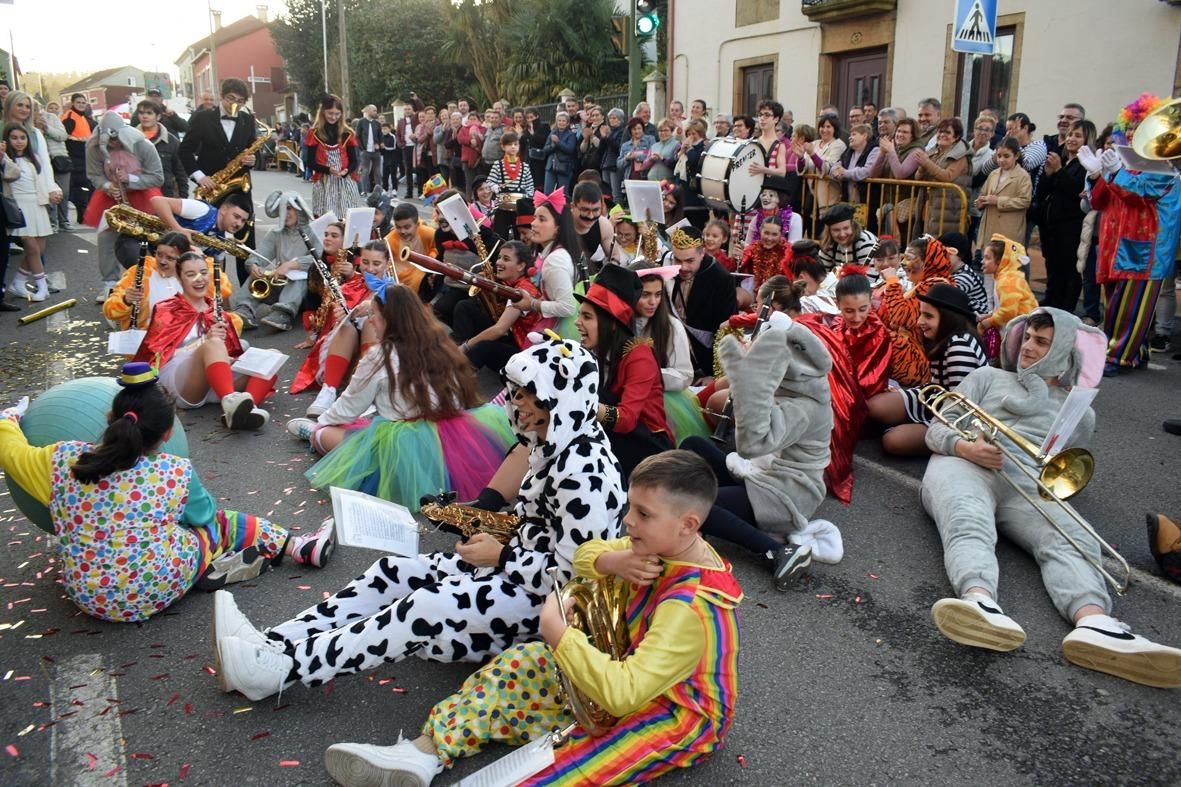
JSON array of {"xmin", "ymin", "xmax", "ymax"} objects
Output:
[
  {"xmin": 29, "ymin": 274, "xmax": 48, "ymax": 303},
  {"xmin": 306, "ymin": 385, "xmax": 337, "ymax": 417}
]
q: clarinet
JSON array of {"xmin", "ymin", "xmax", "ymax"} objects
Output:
[
  {"xmin": 575, "ymin": 252, "xmax": 591, "ymax": 290},
  {"xmin": 298, "ymin": 228, "xmax": 359, "ymax": 330},
  {"xmin": 212, "ymin": 262, "xmax": 225, "ymax": 324},
  {"xmin": 711, "ymin": 302, "xmax": 772, "ymax": 446},
  {"xmin": 128, "ymin": 241, "xmax": 149, "ymax": 327}
]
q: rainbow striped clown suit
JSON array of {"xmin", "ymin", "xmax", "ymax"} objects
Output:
[{"xmin": 422, "ymin": 537, "xmax": 743, "ymax": 785}]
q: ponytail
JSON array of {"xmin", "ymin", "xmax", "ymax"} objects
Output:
[{"xmin": 71, "ymin": 385, "xmax": 176, "ymax": 484}]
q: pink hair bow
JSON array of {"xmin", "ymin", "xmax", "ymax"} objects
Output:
[{"xmin": 533, "ymin": 187, "xmax": 567, "ymax": 214}]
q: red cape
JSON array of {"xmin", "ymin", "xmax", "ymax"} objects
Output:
[
  {"xmin": 134, "ymin": 294, "xmax": 242, "ymax": 368},
  {"xmin": 290, "ymin": 274, "xmax": 372, "ymax": 394},
  {"xmin": 833, "ymin": 310, "xmax": 891, "ymax": 399}
]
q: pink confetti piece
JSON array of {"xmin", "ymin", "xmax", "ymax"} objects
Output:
[
  {"xmin": 855, "ymin": 596, "xmax": 862, "ymax": 603},
  {"xmin": 868, "ymin": 573, "xmax": 880, "ymax": 579},
  {"xmin": 202, "ymin": 665, "xmax": 217, "ymax": 676},
  {"xmin": 179, "ymin": 762, "xmax": 191, "ymax": 780},
  {"xmin": 166, "ymin": 693, "xmax": 180, "ymax": 707},
  {"xmin": 151, "ymin": 673, "xmax": 170, "ymax": 681},
  {"xmin": 737, "ymin": 754, "xmax": 746, "ymax": 768},
  {"xmin": 815, "ymin": 594, "xmax": 834, "ymax": 599},
  {"xmin": 250, "ymin": 731, "xmax": 271, "ymax": 742},
  {"xmin": 6, "ymin": 744, "xmax": 19, "ymax": 758},
  {"xmin": 391, "ymin": 687, "xmax": 407, "ymax": 695},
  {"xmin": 103, "ymin": 766, "xmax": 123, "ymax": 777},
  {"xmin": 296, "ymin": 585, "xmax": 311, "ymax": 591},
  {"xmin": 130, "ymin": 752, "xmax": 155, "ymax": 760},
  {"xmin": 184, "ymin": 703, "xmax": 193, "ymax": 715},
  {"xmin": 278, "ymin": 760, "xmax": 300, "ymax": 767}
]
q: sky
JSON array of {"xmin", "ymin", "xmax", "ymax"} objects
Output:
[{"xmin": 1, "ymin": 0, "xmax": 289, "ymax": 75}]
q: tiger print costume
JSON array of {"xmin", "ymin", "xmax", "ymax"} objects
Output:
[{"xmin": 879, "ymin": 236, "xmax": 952, "ymax": 387}]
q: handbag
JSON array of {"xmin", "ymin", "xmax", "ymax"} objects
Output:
[
  {"xmin": 2, "ymin": 195, "xmax": 25, "ymax": 229},
  {"xmin": 51, "ymin": 155, "xmax": 72, "ymax": 175}
]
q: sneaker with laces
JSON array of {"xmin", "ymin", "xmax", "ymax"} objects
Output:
[
  {"xmin": 324, "ymin": 738, "xmax": 443, "ymax": 787},
  {"xmin": 195, "ymin": 547, "xmax": 267, "ymax": 591},
  {"xmin": 288, "ymin": 517, "xmax": 336, "ymax": 568},
  {"xmin": 770, "ymin": 543, "xmax": 812, "ymax": 591},
  {"xmin": 1063, "ymin": 614, "xmax": 1181, "ymax": 688},
  {"xmin": 215, "ymin": 635, "xmax": 295, "ymax": 701},
  {"xmin": 212, "ymin": 591, "xmax": 283, "ymax": 685},
  {"xmin": 932, "ymin": 595, "xmax": 1026, "ymax": 651},
  {"xmin": 1149, "ymin": 335, "xmax": 1172, "ymax": 353},
  {"xmin": 261, "ymin": 309, "xmax": 293, "ymax": 331},
  {"xmin": 306, "ymin": 385, "xmax": 338, "ymax": 418},
  {"xmin": 286, "ymin": 417, "xmax": 317, "ymax": 442},
  {"xmin": 222, "ymin": 392, "xmax": 269, "ymax": 431},
  {"xmin": 1146, "ymin": 512, "xmax": 1181, "ymax": 583}
]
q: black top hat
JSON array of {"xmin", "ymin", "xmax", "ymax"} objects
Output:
[
  {"xmin": 820, "ymin": 203, "xmax": 856, "ymax": 226},
  {"xmin": 917, "ymin": 282, "xmax": 976, "ymax": 321},
  {"xmin": 574, "ymin": 263, "xmax": 642, "ymax": 333}
]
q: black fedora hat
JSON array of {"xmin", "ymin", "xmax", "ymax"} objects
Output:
[
  {"xmin": 574, "ymin": 263, "xmax": 642, "ymax": 333},
  {"xmin": 917, "ymin": 282, "xmax": 976, "ymax": 321}
]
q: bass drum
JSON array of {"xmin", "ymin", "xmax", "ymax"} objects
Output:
[{"xmin": 696, "ymin": 138, "xmax": 766, "ymax": 213}]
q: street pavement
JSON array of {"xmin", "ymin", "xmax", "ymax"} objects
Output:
[{"xmin": 1, "ymin": 171, "xmax": 1180, "ymax": 786}]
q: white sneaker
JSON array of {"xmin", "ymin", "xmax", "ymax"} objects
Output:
[
  {"xmin": 96, "ymin": 280, "xmax": 118, "ymax": 304},
  {"xmin": 932, "ymin": 595, "xmax": 1026, "ymax": 652},
  {"xmin": 10, "ymin": 268, "xmax": 30, "ymax": 295},
  {"xmin": 324, "ymin": 738, "xmax": 443, "ymax": 787},
  {"xmin": 306, "ymin": 385, "xmax": 337, "ymax": 418},
  {"xmin": 29, "ymin": 275, "xmax": 48, "ymax": 303},
  {"xmin": 1063, "ymin": 615, "xmax": 1181, "ymax": 688},
  {"xmin": 286, "ymin": 417, "xmax": 317, "ymax": 442},
  {"xmin": 215, "ymin": 635, "xmax": 294, "ymax": 701},
  {"xmin": 222, "ymin": 392, "xmax": 269, "ymax": 431},
  {"xmin": 212, "ymin": 590, "xmax": 282, "ymax": 655}
]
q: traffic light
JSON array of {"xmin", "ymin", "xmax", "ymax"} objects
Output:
[
  {"xmin": 610, "ymin": 15, "xmax": 628, "ymax": 56},
  {"xmin": 636, "ymin": 0, "xmax": 659, "ymax": 35}
]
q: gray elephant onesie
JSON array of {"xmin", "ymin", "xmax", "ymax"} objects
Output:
[{"xmin": 718, "ymin": 317, "xmax": 833, "ymax": 536}]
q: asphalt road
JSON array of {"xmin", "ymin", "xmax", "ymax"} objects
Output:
[{"xmin": 1, "ymin": 171, "xmax": 1179, "ymax": 786}]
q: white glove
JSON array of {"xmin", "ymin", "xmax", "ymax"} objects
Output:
[
  {"xmin": 725, "ymin": 451, "xmax": 756, "ymax": 480},
  {"xmin": 1100, "ymin": 149, "xmax": 1123, "ymax": 176},
  {"xmin": 766, "ymin": 310, "xmax": 794, "ymax": 332},
  {"xmin": 2, "ymin": 396, "xmax": 29, "ymax": 422},
  {"xmin": 1076, "ymin": 146, "xmax": 1102, "ymax": 178}
]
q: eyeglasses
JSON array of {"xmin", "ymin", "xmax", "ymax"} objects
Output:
[{"xmin": 1058, "ymin": 114, "xmax": 1081, "ymax": 120}]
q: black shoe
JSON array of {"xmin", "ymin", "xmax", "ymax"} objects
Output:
[
  {"xmin": 0, "ymin": 298, "xmax": 19, "ymax": 312},
  {"xmin": 1164, "ymin": 420, "xmax": 1181, "ymax": 436},
  {"xmin": 1150, "ymin": 335, "xmax": 1172, "ymax": 353},
  {"xmin": 771, "ymin": 544, "xmax": 812, "ymax": 591}
]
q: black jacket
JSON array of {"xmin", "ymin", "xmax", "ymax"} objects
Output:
[
  {"xmin": 178, "ymin": 107, "xmax": 258, "ymax": 181},
  {"xmin": 525, "ymin": 121, "xmax": 550, "ymax": 162},
  {"xmin": 671, "ymin": 254, "xmax": 738, "ymax": 376},
  {"xmin": 355, "ymin": 117, "xmax": 381, "ymax": 151},
  {"xmin": 150, "ymin": 126, "xmax": 189, "ymax": 198}
]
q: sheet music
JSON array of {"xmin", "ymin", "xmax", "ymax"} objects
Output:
[
  {"xmin": 344, "ymin": 208, "xmax": 376, "ymax": 249},
  {"xmin": 452, "ymin": 733, "xmax": 557, "ymax": 787},
  {"xmin": 439, "ymin": 194, "xmax": 475, "ymax": 241},
  {"xmin": 230, "ymin": 347, "xmax": 290, "ymax": 379},
  {"xmin": 330, "ymin": 487, "xmax": 420, "ymax": 556},
  {"xmin": 623, "ymin": 180, "xmax": 665, "ymax": 224},
  {"xmin": 1039, "ymin": 387, "xmax": 1098, "ymax": 456},
  {"xmin": 308, "ymin": 211, "xmax": 339, "ymax": 245},
  {"xmin": 107, "ymin": 329, "xmax": 146, "ymax": 355}
]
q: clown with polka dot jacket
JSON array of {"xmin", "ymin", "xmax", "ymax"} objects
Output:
[{"xmin": 211, "ymin": 334, "xmax": 627, "ymax": 702}]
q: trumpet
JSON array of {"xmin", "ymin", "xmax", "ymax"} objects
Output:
[
  {"xmin": 248, "ymin": 269, "xmax": 289, "ymax": 300},
  {"xmin": 918, "ymin": 384, "xmax": 1130, "ymax": 594}
]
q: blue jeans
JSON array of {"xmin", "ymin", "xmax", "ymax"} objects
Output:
[
  {"xmin": 544, "ymin": 168, "xmax": 572, "ymax": 197},
  {"xmin": 1082, "ymin": 236, "xmax": 1101, "ymax": 323}
]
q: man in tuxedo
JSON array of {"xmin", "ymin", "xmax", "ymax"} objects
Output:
[
  {"xmin": 178, "ymin": 78, "xmax": 259, "ymax": 281},
  {"xmin": 354, "ymin": 104, "xmax": 382, "ymax": 196}
]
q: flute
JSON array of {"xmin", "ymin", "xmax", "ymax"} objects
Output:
[
  {"xmin": 710, "ymin": 302, "xmax": 772, "ymax": 445},
  {"xmin": 399, "ymin": 246, "xmax": 527, "ymax": 302}
]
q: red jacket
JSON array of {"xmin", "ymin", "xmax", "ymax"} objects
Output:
[
  {"xmin": 290, "ymin": 272, "xmax": 372, "ymax": 394},
  {"xmin": 608, "ymin": 338, "xmax": 670, "ymax": 437},
  {"xmin": 134, "ymin": 295, "xmax": 243, "ymax": 369},
  {"xmin": 305, "ymin": 127, "xmax": 359, "ymax": 183}
]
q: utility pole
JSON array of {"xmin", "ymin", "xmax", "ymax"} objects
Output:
[
  {"xmin": 336, "ymin": 0, "xmax": 350, "ymax": 116},
  {"xmin": 206, "ymin": 0, "xmax": 219, "ymax": 98},
  {"xmin": 627, "ymin": 0, "xmax": 640, "ymax": 112},
  {"xmin": 321, "ymin": 0, "xmax": 329, "ymax": 95}
]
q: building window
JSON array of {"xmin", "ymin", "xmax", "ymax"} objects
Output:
[
  {"xmin": 954, "ymin": 26, "xmax": 1015, "ymax": 122},
  {"xmin": 740, "ymin": 63, "xmax": 776, "ymax": 116},
  {"xmin": 736, "ymin": 0, "xmax": 779, "ymax": 27}
]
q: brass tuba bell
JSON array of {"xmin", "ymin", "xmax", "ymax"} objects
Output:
[{"xmin": 1130, "ymin": 96, "xmax": 1181, "ymax": 161}]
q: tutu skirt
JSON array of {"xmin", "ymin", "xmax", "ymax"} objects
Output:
[
  {"xmin": 665, "ymin": 389, "xmax": 709, "ymax": 446},
  {"xmin": 554, "ymin": 279, "xmax": 588, "ymax": 340},
  {"xmin": 305, "ymin": 403, "xmax": 514, "ymax": 511}
]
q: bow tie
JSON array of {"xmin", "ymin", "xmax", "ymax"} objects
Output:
[{"xmin": 221, "ymin": 115, "xmax": 235, "ymax": 121}]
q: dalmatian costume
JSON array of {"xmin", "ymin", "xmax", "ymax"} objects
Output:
[{"xmin": 265, "ymin": 336, "xmax": 625, "ymax": 687}]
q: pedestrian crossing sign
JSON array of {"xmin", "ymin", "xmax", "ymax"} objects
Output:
[{"xmin": 953, "ymin": 0, "xmax": 997, "ymax": 55}]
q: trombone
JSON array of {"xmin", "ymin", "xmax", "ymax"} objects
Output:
[{"xmin": 918, "ymin": 384, "xmax": 1131, "ymax": 595}]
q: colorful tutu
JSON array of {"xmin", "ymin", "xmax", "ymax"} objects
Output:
[
  {"xmin": 305, "ymin": 403, "xmax": 514, "ymax": 511},
  {"xmin": 555, "ymin": 279, "xmax": 588, "ymax": 340},
  {"xmin": 665, "ymin": 389, "xmax": 710, "ymax": 446}
]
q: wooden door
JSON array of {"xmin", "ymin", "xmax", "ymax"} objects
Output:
[{"xmin": 834, "ymin": 48, "xmax": 887, "ymax": 121}]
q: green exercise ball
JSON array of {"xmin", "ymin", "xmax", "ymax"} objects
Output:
[{"xmin": 4, "ymin": 377, "xmax": 189, "ymax": 533}]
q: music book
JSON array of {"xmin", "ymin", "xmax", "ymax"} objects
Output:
[
  {"xmin": 344, "ymin": 207, "xmax": 376, "ymax": 249},
  {"xmin": 451, "ymin": 732, "xmax": 558, "ymax": 787},
  {"xmin": 308, "ymin": 211, "xmax": 339, "ymax": 246},
  {"xmin": 329, "ymin": 487, "xmax": 420, "ymax": 556},
  {"xmin": 230, "ymin": 347, "xmax": 290, "ymax": 379},
  {"xmin": 107, "ymin": 329, "xmax": 146, "ymax": 356}
]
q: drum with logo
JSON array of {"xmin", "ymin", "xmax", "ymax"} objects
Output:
[{"xmin": 697, "ymin": 138, "xmax": 766, "ymax": 213}]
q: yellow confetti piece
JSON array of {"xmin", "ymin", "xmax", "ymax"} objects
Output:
[
  {"xmin": 233, "ymin": 706, "xmax": 254, "ymax": 715},
  {"xmin": 17, "ymin": 724, "xmax": 34, "ymax": 736}
]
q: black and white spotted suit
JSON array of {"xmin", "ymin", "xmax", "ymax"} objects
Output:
[{"xmin": 268, "ymin": 336, "xmax": 626, "ymax": 687}]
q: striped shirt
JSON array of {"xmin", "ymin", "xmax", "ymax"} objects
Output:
[
  {"xmin": 901, "ymin": 331, "xmax": 988, "ymax": 424},
  {"xmin": 818, "ymin": 229, "xmax": 879, "ymax": 271},
  {"xmin": 953, "ymin": 265, "xmax": 991, "ymax": 315}
]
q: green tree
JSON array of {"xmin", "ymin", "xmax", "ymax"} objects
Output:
[{"xmin": 443, "ymin": 0, "xmax": 515, "ymax": 104}]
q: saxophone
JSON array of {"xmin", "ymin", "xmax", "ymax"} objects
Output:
[
  {"xmin": 193, "ymin": 118, "xmax": 273, "ymax": 203},
  {"xmin": 419, "ymin": 498, "xmax": 522, "ymax": 544},
  {"xmin": 105, "ymin": 204, "xmax": 253, "ymax": 260}
]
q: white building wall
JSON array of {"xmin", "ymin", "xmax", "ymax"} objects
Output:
[{"xmin": 672, "ymin": 0, "xmax": 1181, "ymax": 130}]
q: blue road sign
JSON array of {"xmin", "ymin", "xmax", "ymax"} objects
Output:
[{"xmin": 952, "ymin": 0, "xmax": 997, "ymax": 55}]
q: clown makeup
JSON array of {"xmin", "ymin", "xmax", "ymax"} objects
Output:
[{"xmin": 508, "ymin": 384, "xmax": 550, "ymax": 437}]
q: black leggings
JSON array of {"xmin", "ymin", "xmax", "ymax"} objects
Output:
[
  {"xmin": 682, "ymin": 436, "xmax": 779, "ymax": 557},
  {"xmin": 466, "ymin": 337, "xmax": 517, "ymax": 375}
]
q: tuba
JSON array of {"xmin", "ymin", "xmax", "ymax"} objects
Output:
[
  {"xmin": 547, "ymin": 568, "xmax": 632, "ymax": 738},
  {"xmin": 919, "ymin": 384, "xmax": 1130, "ymax": 594},
  {"xmin": 1130, "ymin": 96, "xmax": 1181, "ymax": 161}
]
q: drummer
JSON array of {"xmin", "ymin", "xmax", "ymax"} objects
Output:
[{"xmin": 486, "ymin": 131, "xmax": 535, "ymax": 241}]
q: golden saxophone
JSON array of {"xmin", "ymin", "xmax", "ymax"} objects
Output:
[
  {"xmin": 105, "ymin": 204, "xmax": 253, "ymax": 260},
  {"xmin": 194, "ymin": 117, "xmax": 274, "ymax": 203},
  {"xmin": 419, "ymin": 498, "xmax": 522, "ymax": 544}
]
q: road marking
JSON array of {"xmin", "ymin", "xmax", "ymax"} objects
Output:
[
  {"xmin": 47, "ymin": 271, "xmax": 67, "ymax": 291},
  {"xmin": 50, "ymin": 654, "xmax": 128, "ymax": 787},
  {"xmin": 852, "ymin": 455, "xmax": 1181, "ymax": 601},
  {"xmin": 1147, "ymin": 363, "xmax": 1166, "ymax": 371}
]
